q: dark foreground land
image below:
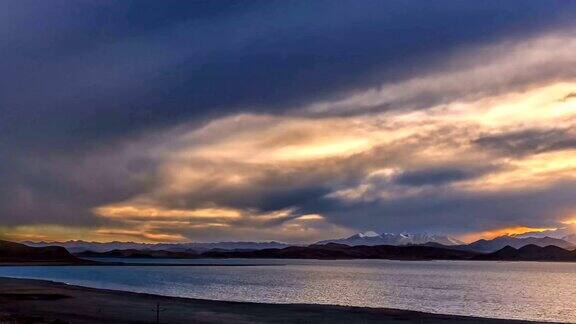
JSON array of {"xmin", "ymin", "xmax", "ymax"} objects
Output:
[{"xmin": 0, "ymin": 277, "xmax": 558, "ymax": 324}]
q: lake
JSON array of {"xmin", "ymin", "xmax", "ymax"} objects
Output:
[{"xmin": 0, "ymin": 259, "xmax": 574, "ymax": 323}]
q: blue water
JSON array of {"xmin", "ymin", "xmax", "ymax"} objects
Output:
[{"xmin": 0, "ymin": 259, "xmax": 574, "ymax": 323}]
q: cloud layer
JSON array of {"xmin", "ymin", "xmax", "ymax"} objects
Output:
[{"xmin": 2, "ymin": 1, "xmax": 576, "ymax": 243}]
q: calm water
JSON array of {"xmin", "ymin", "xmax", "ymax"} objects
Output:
[{"xmin": 0, "ymin": 259, "xmax": 574, "ymax": 323}]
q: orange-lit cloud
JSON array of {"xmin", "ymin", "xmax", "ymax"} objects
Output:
[
  {"xmin": 296, "ymin": 214, "xmax": 325, "ymax": 221},
  {"xmin": 458, "ymin": 226, "xmax": 557, "ymax": 243},
  {"xmin": 93, "ymin": 204, "xmax": 242, "ymax": 220},
  {"xmin": 0, "ymin": 224, "xmax": 186, "ymax": 243},
  {"xmin": 94, "ymin": 229, "xmax": 186, "ymax": 242}
]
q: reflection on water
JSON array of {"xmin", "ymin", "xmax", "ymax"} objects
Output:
[{"xmin": 0, "ymin": 259, "xmax": 574, "ymax": 323}]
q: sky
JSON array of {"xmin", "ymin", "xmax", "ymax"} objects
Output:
[{"xmin": 2, "ymin": 0, "xmax": 576, "ymax": 244}]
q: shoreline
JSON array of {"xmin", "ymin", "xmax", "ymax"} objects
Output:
[
  {"xmin": 6, "ymin": 257, "xmax": 576, "ymax": 267},
  {"xmin": 0, "ymin": 277, "xmax": 560, "ymax": 324},
  {"xmin": 0, "ymin": 261, "xmax": 284, "ymax": 267}
]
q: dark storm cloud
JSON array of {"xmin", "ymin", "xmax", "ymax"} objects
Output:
[
  {"xmin": 393, "ymin": 167, "xmax": 480, "ymax": 187},
  {"xmin": 2, "ymin": 0, "xmax": 576, "ymax": 150},
  {"xmin": 319, "ymin": 181, "xmax": 576, "ymax": 234},
  {"xmin": 474, "ymin": 129, "xmax": 576, "ymax": 157},
  {"xmin": 0, "ymin": 145, "xmax": 160, "ymax": 226}
]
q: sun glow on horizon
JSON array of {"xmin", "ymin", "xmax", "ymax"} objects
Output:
[{"xmin": 458, "ymin": 226, "xmax": 557, "ymax": 243}]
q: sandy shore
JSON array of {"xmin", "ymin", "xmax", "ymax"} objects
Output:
[{"xmin": 0, "ymin": 277, "xmax": 557, "ymax": 324}]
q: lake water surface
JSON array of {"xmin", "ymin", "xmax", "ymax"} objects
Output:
[{"xmin": 0, "ymin": 259, "xmax": 574, "ymax": 323}]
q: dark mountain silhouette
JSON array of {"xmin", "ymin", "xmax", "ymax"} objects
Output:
[
  {"xmin": 202, "ymin": 243, "xmax": 480, "ymax": 260},
  {"xmin": 71, "ymin": 241, "xmax": 576, "ymax": 262},
  {"xmin": 203, "ymin": 243, "xmax": 576, "ymax": 262},
  {"xmin": 25, "ymin": 240, "xmax": 291, "ymax": 253},
  {"xmin": 0, "ymin": 240, "xmax": 85, "ymax": 264},
  {"xmin": 421, "ymin": 236, "xmax": 576, "ymax": 253},
  {"xmin": 464, "ymin": 236, "xmax": 575, "ymax": 253},
  {"xmin": 76, "ymin": 249, "xmax": 199, "ymax": 259},
  {"xmin": 27, "ymin": 234, "xmax": 576, "ymax": 257},
  {"xmin": 473, "ymin": 244, "xmax": 576, "ymax": 261}
]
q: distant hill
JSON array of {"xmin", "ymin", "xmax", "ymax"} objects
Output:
[
  {"xmin": 76, "ymin": 249, "xmax": 199, "ymax": 259},
  {"xmin": 474, "ymin": 244, "xmax": 576, "ymax": 261},
  {"xmin": 463, "ymin": 236, "xmax": 575, "ymax": 253},
  {"xmin": 25, "ymin": 240, "xmax": 292, "ymax": 253},
  {"xmin": 202, "ymin": 243, "xmax": 480, "ymax": 260},
  {"xmin": 0, "ymin": 240, "xmax": 85, "ymax": 264},
  {"xmin": 203, "ymin": 242, "xmax": 576, "ymax": 262},
  {"xmin": 562, "ymin": 234, "xmax": 576, "ymax": 245},
  {"xmin": 14, "ymin": 239, "xmax": 576, "ymax": 263},
  {"xmin": 316, "ymin": 231, "xmax": 464, "ymax": 247},
  {"xmin": 28, "ymin": 234, "xmax": 574, "ymax": 255},
  {"xmin": 21, "ymin": 234, "xmax": 576, "ymax": 262}
]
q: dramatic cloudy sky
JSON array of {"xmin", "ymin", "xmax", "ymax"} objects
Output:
[{"xmin": 2, "ymin": 0, "xmax": 576, "ymax": 243}]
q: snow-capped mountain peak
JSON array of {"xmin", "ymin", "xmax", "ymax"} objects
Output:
[
  {"xmin": 316, "ymin": 231, "xmax": 464, "ymax": 246},
  {"xmin": 357, "ymin": 231, "xmax": 380, "ymax": 238}
]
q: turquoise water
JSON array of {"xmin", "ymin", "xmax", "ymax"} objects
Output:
[{"xmin": 0, "ymin": 259, "xmax": 574, "ymax": 323}]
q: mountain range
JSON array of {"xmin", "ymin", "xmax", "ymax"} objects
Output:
[
  {"xmin": 24, "ymin": 231, "xmax": 576, "ymax": 255},
  {"xmin": 203, "ymin": 243, "xmax": 480, "ymax": 260},
  {"xmin": 74, "ymin": 244, "xmax": 479, "ymax": 260},
  {"xmin": 24, "ymin": 240, "xmax": 291, "ymax": 253},
  {"xmin": 317, "ymin": 231, "xmax": 576, "ymax": 253},
  {"xmin": 8, "ymin": 238, "xmax": 576, "ymax": 263},
  {"xmin": 456, "ymin": 235, "xmax": 575, "ymax": 253},
  {"xmin": 316, "ymin": 231, "xmax": 464, "ymax": 246},
  {"xmin": 25, "ymin": 231, "xmax": 464, "ymax": 254},
  {"xmin": 203, "ymin": 243, "xmax": 576, "ymax": 262},
  {"xmin": 473, "ymin": 244, "xmax": 576, "ymax": 261},
  {"xmin": 76, "ymin": 249, "xmax": 200, "ymax": 259}
]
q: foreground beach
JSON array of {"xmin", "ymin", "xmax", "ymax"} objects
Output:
[{"xmin": 0, "ymin": 277, "xmax": 555, "ymax": 324}]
